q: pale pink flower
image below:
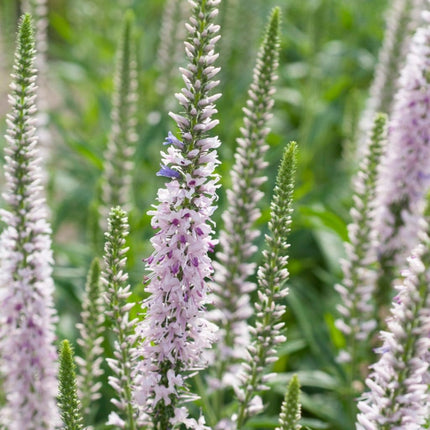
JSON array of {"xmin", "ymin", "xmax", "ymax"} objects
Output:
[
  {"xmin": 356, "ymin": 238, "xmax": 430, "ymax": 429},
  {"xmin": 374, "ymin": 9, "xmax": 430, "ymax": 266},
  {"xmin": 132, "ymin": 0, "xmax": 222, "ymax": 425}
]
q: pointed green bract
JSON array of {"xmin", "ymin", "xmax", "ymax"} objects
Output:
[
  {"xmin": 236, "ymin": 142, "xmax": 297, "ymax": 428},
  {"xmin": 58, "ymin": 340, "xmax": 84, "ymax": 430},
  {"xmin": 75, "ymin": 258, "xmax": 105, "ymax": 419},
  {"xmin": 276, "ymin": 375, "xmax": 302, "ymax": 430},
  {"xmin": 102, "ymin": 206, "xmax": 138, "ymax": 430}
]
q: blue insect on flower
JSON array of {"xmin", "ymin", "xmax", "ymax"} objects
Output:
[{"xmin": 156, "ymin": 165, "xmax": 181, "ymax": 179}]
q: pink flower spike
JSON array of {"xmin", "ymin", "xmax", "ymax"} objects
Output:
[
  {"xmin": 0, "ymin": 15, "xmax": 59, "ymax": 430},
  {"xmin": 374, "ymin": 11, "xmax": 430, "ymax": 269},
  {"xmin": 132, "ymin": 0, "xmax": 222, "ymax": 426}
]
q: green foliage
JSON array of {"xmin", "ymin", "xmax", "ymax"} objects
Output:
[
  {"xmin": 58, "ymin": 340, "xmax": 84, "ymax": 430},
  {"xmin": 0, "ymin": 0, "xmax": 396, "ymax": 429}
]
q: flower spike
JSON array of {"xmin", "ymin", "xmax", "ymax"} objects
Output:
[
  {"xmin": 58, "ymin": 340, "xmax": 85, "ymax": 430},
  {"xmin": 209, "ymin": 6, "xmax": 281, "ymax": 389},
  {"xmin": 357, "ymin": 0, "xmax": 423, "ymax": 151},
  {"xmin": 102, "ymin": 207, "xmax": 139, "ymax": 429},
  {"xmin": 75, "ymin": 258, "xmax": 105, "ymax": 418},
  {"xmin": 132, "ymin": 0, "xmax": 222, "ymax": 427},
  {"xmin": 356, "ymin": 223, "xmax": 430, "ymax": 429},
  {"xmin": 373, "ymin": 9, "xmax": 430, "ymax": 307},
  {"xmin": 0, "ymin": 14, "xmax": 59, "ymax": 430},
  {"xmin": 101, "ymin": 10, "xmax": 138, "ymax": 220},
  {"xmin": 235, "ymin": 142, "xmax": 297, "ymax": 428},
  {"xmin": 276, "ymin": 375, "xmax": 302, "ymax": 430},
  {"xmin": 335, "ymin": 114, "xmax": 387, "ymax": 378}
]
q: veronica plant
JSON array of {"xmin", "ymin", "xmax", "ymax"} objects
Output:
[
  {"xmin": 101, "ymin": 11, "xmax": 138, "ymax": 222},
  {"xmin": 102, "ymin": 207, "xmax": 138, "ymax": 429},
  {"xmin": 235, "ymin": 142, "xmax": 297, "ymax": 429},
  {"xmin": 373, "ymin": 9, "xmax": 430, "ymax": 308},
  {"xmin": 335, "ymin": 114, "xmax": 387, "ymax": 381},
  {"xmin": 132, "ymin": 0, "xmax": 222, "ymax": 428},
  {"xmin": 0, "ymin": 14, "xmax": 58, "ymax": 429},
  {"xmin": 276, "ymin": 375, "xmax": 302, "ymax": 430},
  {"xmin": 75, "ymin": 258, "xmax": 104, "ymax": 418},
  {"xmin": 21, "ymin": 0, "xmax": 48, "ymax": 72},
  {"xmin": 210, "ymin": 6, "xmax": 281, "ymax": 388},
  {"xmin": 58, "ymin": 340, "xmax": 84, "ymax": 430},
  {"xmin": 21, "ymin": 0, "xmax": 52, "ymax": 163},
  {"xmin": 156, "ymin": 0, "xmax": 190, "ymax": 103},
  {"xmin": 357, "ymin": 0, "xmax": 423, "ymax": 149},
  {"xmin": 356, "ymin": 223, "xmax": 430, "ymax": 429}
]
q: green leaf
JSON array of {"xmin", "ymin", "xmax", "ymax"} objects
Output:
[
  {"xmin": 298, "ymin": 205, "xmax": 348, "ymax": 241},
  {"xmin": 271, "ymin": 371, "xmax": 338, "ymax": 393}
]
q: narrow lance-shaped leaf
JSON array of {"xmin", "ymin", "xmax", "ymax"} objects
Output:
[
  {"xmin": 58, "ymin": 340, "xmax": 84, "ymax": 430},
  {"xmin": 235, "ymin": 142, "xmax": 297, "ymax": 429}
]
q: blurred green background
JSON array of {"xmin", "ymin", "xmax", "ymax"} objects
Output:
[{"xmin": 0, "ymin": 0, "xmax": 389, "ymax": 428}]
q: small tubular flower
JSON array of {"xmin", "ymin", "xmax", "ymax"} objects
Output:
[
  {"xmin": 0, "ymin": 14, "xmax": 59, "ymax": 430},
  {"xmin": 21, "ymin": 0, "xmax": 48, "ymax": 73},
  {"xmin": 132, "ymin": 0, "xmax": 222, "ymax": 427}
]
